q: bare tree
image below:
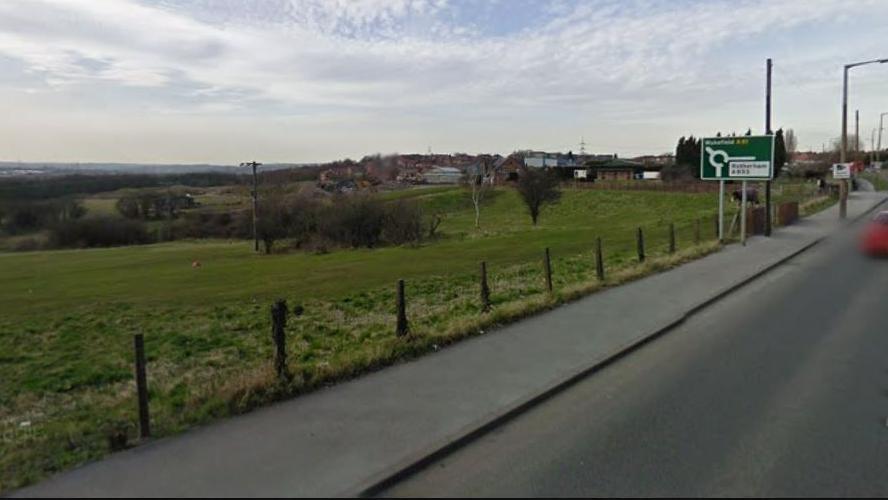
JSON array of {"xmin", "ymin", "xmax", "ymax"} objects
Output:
[
  {"xmin": 465, "ymin": 159, "xmax": 494, "ymax": 229},
  {"xmin": 516, "ymin": 167, "xmax": 561, "ymax": 225}
]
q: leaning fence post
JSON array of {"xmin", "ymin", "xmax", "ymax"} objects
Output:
[
  {"xmin": 396, "ymin": 279, "xmax": 409, "ymax": 336},
  {"xmin": 669, "ymin": 222, "xmax": 676, "ymax": 254},
  {"xmin": 595, "ymin": 237, "xmax": 605, "ymax": 281},
  {"xmin": 636, "ymin": 227, "xmax": 645, "ymax": 263},
  {"xmin": 480, "ymin": 261, "xmax": 491, "ymax": 312},
  {"xmin": 544, "ymin": 248, "xmax": 553, "ymax": 293},
  {"xmin": 271, "ymin": 299, "xmax": 288, "ymax": 380},
  {"xmin": 133, "ymin": 334, "xmax": 150, "ymax": 439}
]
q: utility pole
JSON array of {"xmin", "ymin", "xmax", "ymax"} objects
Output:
[
  {"xmin": 240, "ymin": 161, "xmax": 262, "ymax": 252},
  {"xmin": 764, "ymin": 58, "xmax": 773, "ymax": 237},
  {"xmin": 840, "ymin": 68, "xmax": 850, "ymax": 219},
  {"xmin": 878, "ymin": 112, "xmax": 887, "ymax": 165}
]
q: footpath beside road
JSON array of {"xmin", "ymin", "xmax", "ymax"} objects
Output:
[{"xmin": 13, "ymin": 191, "xmax": 887, "ymax": 498}]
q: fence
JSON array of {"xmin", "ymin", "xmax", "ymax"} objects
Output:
[
  {"xmin": 122, "ymin": 187, "xmax": 830, "ymax": 447},
  {"xmin": 125, "ymin": 213, "xmax": 726, "ymax": 439},
  {"xmin": 570, "ymin": 179, "xmax": 825, "ymax": 198},
  {"xmin": 570, "ymin": 180, "xmax": 722, "ymax": 193}
]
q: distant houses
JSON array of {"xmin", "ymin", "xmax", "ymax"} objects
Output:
[
  {"xmin": 520, "ymin": 151, "xmax": 667, "ymax": 182},
  {"xmin": 587, "ymin": 158, "xmax": 647, "ymax": 181},
  {"xmin": 423, "ymin": 166, "xmax": 463, "ymax": 184},
  {"xmin": 494, "ymin": 154, "xmax": 523, "ymax": 183},
  {"xmin": 315, "ymin": 150, "xmax": 672, "ymax": 191}
]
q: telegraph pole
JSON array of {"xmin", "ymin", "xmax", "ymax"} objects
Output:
[
  {"xmin": 764, "ymin": 58, "xmax": 773, "ymax": 237},
  {"xmin": 841, "ymin": 68, "xmax": 848, "ymax": 218},
  {"xmin": 240, "ymin": 161, "xmax": 262, "ymax": 252}
]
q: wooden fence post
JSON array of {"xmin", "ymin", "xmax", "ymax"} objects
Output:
[
  {"xmin": 396, "ymin": 279, "xmax": 409, "ymax": 336},
  {"xmin": 480, "ymin": 261, "xmax": 491, "ymax": 312},
  {"xmin": 133, "ymin": 334, "xmax": 150, "ymax": 439},
  {"xmin": 595, "ymin": 237, "xmax": 605, "ymax": 281},
  {"xmin": 669, "ymin": 222, "xmax": 676, "ymax": 254},
  {"xmin": 636, "ymin": 227, "xmax": 645, "ymax": 263},
  {"xmin": 544, "ymin": 248, "xmax": 553, "ymax": 293},
  {"xmin": 271, "ymin": 299, "xmax": 288, "ymax": 380}
]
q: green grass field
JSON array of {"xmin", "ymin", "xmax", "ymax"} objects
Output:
[
  {"xmin": 0, "ymin": 183, "xmax": 827, "ymax": 492},
  {"xmin": 861, "ymin": 171, "xmax": 888, "ymax": 191}
]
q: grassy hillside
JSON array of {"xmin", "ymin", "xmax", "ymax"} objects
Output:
[
  {"xmin": 0, "ymin": 183, "xmax": 826, "ymax": 492},
  {"xmin": 0, "ymin": 189, "xmax": 716, "ymax": 312}
]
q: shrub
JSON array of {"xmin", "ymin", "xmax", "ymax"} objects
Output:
[
  {"xmin": 320, "ymin": 195, "xmax": 385, "ymax": 248},
  {"xmin": 383, "ymin": 199, "xmax": 424, "ymax": 245},
  {"xmin": 234, "ymin": 193, "xmax": 321, "ymax": 253},
  {"xmin": 174, "ymin": 211, "xmax": 244, "ymax": 240},
  {"xmin": 280, "ymin": 195, "xmax": 320, "ymax": 248},
  {"xmin": 12, "ymin": 237, "xmax": 44, "ymax": 252},
  {"xmin": 48, "ymin": 216, "xmax": 151, "ymax": 249},
  {"xmin": 659, "ymin": 163, "xmax": 696, "ymax": 182},
  {"xmin": 426, "ymin": 212, "xmax": 444, "ymax": 239},
  {"xmin": 115, "ymin": 191, "xmax": 196, "ymax": 220},
  {"xmin": 115, "ymin": 197, "xmax": 141, "ymax": 219}
]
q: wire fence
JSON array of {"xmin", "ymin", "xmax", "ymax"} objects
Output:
[{"xmin": 1, "ymin": 182, "xmax": 839, "ymax": 491}]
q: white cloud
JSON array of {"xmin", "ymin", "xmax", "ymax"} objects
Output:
[{"xmin": 0, "ymin": 0, "xmax": 886, "ymax": 161}]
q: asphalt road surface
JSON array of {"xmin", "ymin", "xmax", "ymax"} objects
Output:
[{"xmin": 382, "ymin": 223, "xmax": 888, "ymax": 497}]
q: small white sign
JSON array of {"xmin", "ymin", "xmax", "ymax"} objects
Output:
[
  {"xmin": 729, "ymin": 161, "xmax": 770, "ymax": 178},
  {"xmin": 573, "ymin": 169, "xmax": 588, "ymax": 179},
  {"xmin": 832, "ymin": 163, "xmax": 852, "ymax": 179}
]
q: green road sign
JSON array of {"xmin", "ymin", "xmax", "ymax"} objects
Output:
[{"xmin": 700, "ymin": 135, "xmax": 774, "ymax": 180}]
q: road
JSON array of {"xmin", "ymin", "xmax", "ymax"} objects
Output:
[{"xmin": 382, "ymin": 222, "xmax": 888, "ymax": 497}]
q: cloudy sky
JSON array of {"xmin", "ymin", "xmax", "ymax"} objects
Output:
[{"xmin": 0, "ymin": 0, "xmax": 886, "ymax": 164}]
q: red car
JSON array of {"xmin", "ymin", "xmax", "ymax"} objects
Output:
[{"xmin": 861, "ymin": 211, "xmax": 888, "ymax": 256}]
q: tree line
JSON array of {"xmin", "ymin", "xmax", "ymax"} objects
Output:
[
  {"xmin": 0, "ymin": 198, "xmax": 86, "ymax": 235},
  {"xmin": 0, "ymin": 172, "xmax": 242, "ymax": 201},
  {"xmin": 2, "ymin": 165, "xmax": 565, "ymax": 253}
]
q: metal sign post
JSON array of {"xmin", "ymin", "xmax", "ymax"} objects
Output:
[
  {"xmin": 701, "ymin": 136, "xmax": 774, "ymax": 243},
  {"xmin": 741, "ymin": 180, "xmax": 748, "ymax": 246},
  {"xmin": 718, "ymin": 180, "xmax": 725, "ymax": 242}
]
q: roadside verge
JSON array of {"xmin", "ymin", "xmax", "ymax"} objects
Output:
[
  {"xmin": 14, "ymin": 192, "xmax": 885, "ymax": 499},
  {"xmin": 353, "ymin": 192, "xmax": 887, "ymax": 497}
]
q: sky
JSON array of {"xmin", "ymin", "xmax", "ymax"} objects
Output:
[{"xmin": 0, "ymin": 0, "xmax": 886, "ymax": 164}]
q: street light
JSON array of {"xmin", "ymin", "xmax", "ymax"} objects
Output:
[
  {"xmin": 240, "ymin": 161, "xmax": 262, "ymax": 252},
  {"xmin": 840, "ymin": 58, "xmax": 888, "ymax": 218},
  {"xmin": 878, "ymin": 112, "xmax": 888, "ymax": 165}
]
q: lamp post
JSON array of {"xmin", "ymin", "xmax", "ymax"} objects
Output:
[
  {"xmin": 878, "ymin": 112, "xmax": 888, "ymax": 165},
  {"xmin": 240, "ymin": 161, "xmax": 262, "ymax": 252},
  {"xmin": 841, "ymin": 58, "xmax": 888, "ymax": 218}
]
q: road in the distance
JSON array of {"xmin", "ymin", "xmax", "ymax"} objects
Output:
[{"xmin": 382, "ymin": 225, "xmax": 888, "ymax": 497}]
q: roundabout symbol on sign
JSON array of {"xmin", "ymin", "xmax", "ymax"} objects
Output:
[{"xmin": 705, "ymin": 147, "xmax": 756, "ymax": 178}]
